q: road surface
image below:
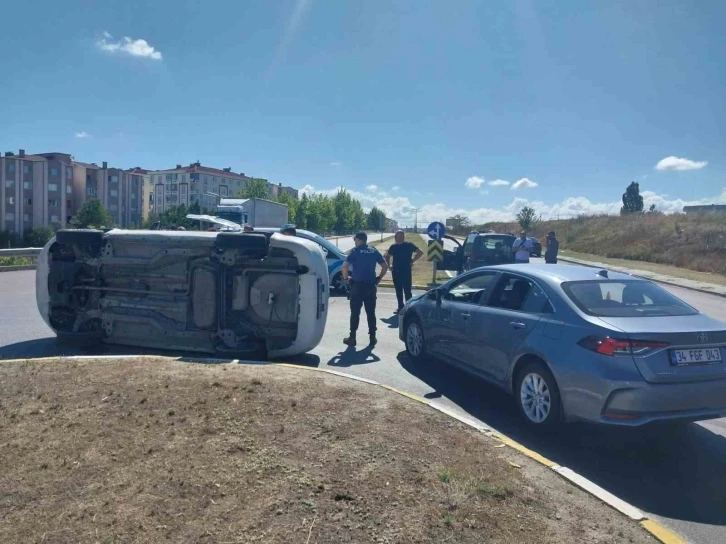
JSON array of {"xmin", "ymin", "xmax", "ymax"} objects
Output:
[{"xmin": 1, "ymin": 268, "xmax": 725, "ymax": 544}]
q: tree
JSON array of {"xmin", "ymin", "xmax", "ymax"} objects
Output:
[
  {"xmin": 276, "ymin": 192, "xmax": 298, "ymax": 225},
  {"xmin": 367, "ymin": 207, "xmax": 387, "ymax": 231},
  {"xmin": 448, "ymin": 214, "xmax": 471, "ymax": 234},
  {"xmin": 24, "ymin": 225, "xmax": 55, "ymax": 247},
  {"xmin": 516, "ymin": 206, "xmax": 538, "ymax": 232},
  {"xmin": 621, "ymin": 181, "xmax": 644, "ymax": 215},
  {"xmin": 71, "ymin": 199, "xmax": 113, "ymax": 229},
  {"xmin": 239, "ymin": 178, "xmax": 270, "ymax": 199}
]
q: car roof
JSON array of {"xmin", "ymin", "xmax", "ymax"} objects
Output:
[{"xmin": 482, "ymin": 264, "xmax": 637, "ymax": 285}]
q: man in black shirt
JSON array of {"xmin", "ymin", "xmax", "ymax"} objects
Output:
[
  {"xmin": 385, "ymin": 231, "xmax": 423, "ymax": 314},
  {"xmin": 545, "ymin": 231, "xmax": 559, "ymax": 264}
]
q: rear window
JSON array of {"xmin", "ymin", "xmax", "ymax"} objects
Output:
[
  {"xmin": 562, "ymin": 280, "xmax": 698, "ymax": 317},
  {"xmin": 474, "ymin": 235, "xmax": 515, "ymax": 250}
]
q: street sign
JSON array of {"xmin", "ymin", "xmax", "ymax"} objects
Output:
[
  {"xmin": 427, "ymin": 240, "xmax": 443, "ymax": 262},
  {"xmin": 427, "ymin": 221, "xmax": 446, "ymax": 241}
]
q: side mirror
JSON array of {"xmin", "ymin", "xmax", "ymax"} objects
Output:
[{"xmin": 427, "ymin": 289, "xmax": 438, "ymax": 300}]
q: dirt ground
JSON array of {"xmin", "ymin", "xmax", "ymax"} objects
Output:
[{"xmin": 0, "ymin": 357, "xmax": 654, "ymax": 544}]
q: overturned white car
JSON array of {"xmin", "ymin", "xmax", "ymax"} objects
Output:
[{"xmin": 36, "ymin": 228, "xmax": 329, "ymax": 359}]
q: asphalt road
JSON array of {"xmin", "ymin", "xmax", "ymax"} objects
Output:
[{"xmin": 1, "ymin": 268, "xmax": 725, "ymax": 544}]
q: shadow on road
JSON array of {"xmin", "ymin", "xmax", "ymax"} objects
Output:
[
  {"xmin": 397, "ymin": 351, "xmax": 726, "ymax": 527},
  {"xmin": 328, "ymin": 346, "xmax": 381, "ymax": 367}
]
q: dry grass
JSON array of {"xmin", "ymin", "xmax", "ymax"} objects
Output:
[
  {"xmin": 0, "ymin": 357, "xmax": 654, "ymax": 544},
  {"xmin": 482, "ymin": 213, "xmax": 726, "ymax": 277}
]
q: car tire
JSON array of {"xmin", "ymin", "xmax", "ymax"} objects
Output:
[
  {"xmin": 515, "ymin": 362, "xmax": 561, "ymax": 427},
  {"xmin": 331, "ymin": 272, "xmax": 346, "ymax": 293},
  {"xmin": 404, "ymin": 317, "xmax": 427, "ymax": 363},
  {"xmin": 215, "ymin": 233, "xmax": 269, "ymax": 256}
]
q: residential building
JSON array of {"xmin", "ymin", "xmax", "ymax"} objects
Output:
[
  {"xmin": 72, "ymin": 161, "xmax": 142, "ymax": 228},
  {"xmin": 1, "ymin": 149, "xmax": 74, "ymax": 236},
  {"xmin": 127, "ymin": 167, "xmax": 154, "ymax": 222},
  {"xmin": 270, "ymin": 182, "xmax": 299, "ymax": 200},
  {"xmin": 147, "ymin": 162, "xmax": 254, "ymax": 215},
  {"xmin": 683, "ymin": 204, "xmax": 726, "ymax": 215}
]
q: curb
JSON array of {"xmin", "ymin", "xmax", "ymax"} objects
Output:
[
  {"xmin": 0, "ymin": 265, "xmax": 35, "ymax": 273},
  {"xmin": 0, "ymin": 354, "xmax": 686, "ymax": 544},
  {"xmin": 558, "ymin": 256, "xmax": 726, "ymax": 299}
]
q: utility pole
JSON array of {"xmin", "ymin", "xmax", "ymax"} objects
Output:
[{"xmin": 412, "ymin": 208, "xmax": 421, "ymax": 234}]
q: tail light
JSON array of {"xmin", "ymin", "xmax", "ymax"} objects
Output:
[{"xmin": 578, "ymin": 336, "xmax": 669, "ymax": 356}]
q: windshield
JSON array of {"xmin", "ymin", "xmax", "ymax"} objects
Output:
[
  {"xmin": 475, "ymin": 236, "xmax": 515, "ymax": 250},
  {"xmin": 562, "ymin": 280, "xmax": 698, "ymax": 317}
]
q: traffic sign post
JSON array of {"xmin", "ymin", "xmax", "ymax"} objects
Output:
[
  {"xmin": 427, "ymin": 221, "xmax": 446, "ymax": 241},
  {"xmin": 427, "ymin": 240, "xmax": 443, "ymax": 285}
]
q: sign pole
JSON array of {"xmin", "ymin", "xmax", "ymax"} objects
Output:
[{"xmin": 432, "ymin": 260, "xmax": 437, "ymax": 286}]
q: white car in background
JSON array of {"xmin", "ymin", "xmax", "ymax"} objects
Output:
[{"xmin": 36, "ymin": 227, "xmax": 329, "ymax": 359}]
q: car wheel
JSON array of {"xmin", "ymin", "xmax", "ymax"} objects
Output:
[
  {"xmin": 215, "ymin": 233, "xmax": 269, "ymax": 257},
  {"xmin": 332, "ymin": 272, "xmax": 346, "ymax": 293},
  {"xmin": 405, "ymin": 317, "xmax": 426, "ymax": 362},
  {"xmin": 516, "ymin": 362, "xmax": 561, "ymax": 427}
]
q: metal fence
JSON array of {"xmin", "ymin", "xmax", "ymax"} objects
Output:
[{"xmin": 0, "ymin": 247, "xmax": 42, "ymax": 272}]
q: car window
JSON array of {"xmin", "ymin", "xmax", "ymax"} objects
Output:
[
  {"xmin": 520, "ymin": 283, "xmax": 553, "ymax": 314},
  {"xmin": 562, "ymin": 280, "xmax": 698, "ymax": 317},
  {"xmin": 474, "ymin": 235, "xmax": 515, "ymax": 250},
  {"xmin": 444, "ymin": 272, "xmax": 498, "ymax": 304},
  {"xmin": 487, "ymin": 275, "xmax": 533, "ymax": 311}
]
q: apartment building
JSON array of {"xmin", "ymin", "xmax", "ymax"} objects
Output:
[
  {"xmin": 270, "ymin": 183, "xmax": 299, "ymax": 200},
  {"xmin": 72, "ymin": 161, "xmax": 142, "ymax": 228},
  {"xmin": 1, "ymin": 150, "xmax": 75, "ymax": 236}
]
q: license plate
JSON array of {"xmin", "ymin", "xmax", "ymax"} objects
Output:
[{"xmin": 670, "ymin": 348, "xmax": 722, "ymax": 365}]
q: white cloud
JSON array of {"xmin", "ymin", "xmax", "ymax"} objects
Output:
[
  {"xmin": 655, "ymin": 156, "xmax": 708, "ymax": 171},
  {"xmin": 75, "ymin": 131, "xmax": 91, "ymax": 139},
  {"xmin": 511, "ymin": 177, "xmax": 538, "ymax": 190},
  {"xmin": 96, "ymin": 31, "xmax": 163, "ymax": 60},
  {"xmin": 465, "ymin": 176, "xmax": 485, "ymax": 189},
  {"xmin": 488, "ymin": 179, "xmax": 510, "ymax": 187},
  {"xmin": 330, "ymin": 161, "xmax": 342, "ymax": 167},
  {"xmin": 366, "ymin": 184, "xmax": 378, "ymax": 192},
  {"xmin": 298, "ymin": 184, "xmax": 726, "ymax": 226}
]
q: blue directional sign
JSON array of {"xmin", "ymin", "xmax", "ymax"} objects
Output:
[{"xmin": 427, "ymin": 221, "xmax": 446, "ymax": 241}]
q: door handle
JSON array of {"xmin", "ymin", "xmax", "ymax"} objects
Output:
[
  {"xmin": 509, "ymin": 321, "xmax": 526, "ymax": 329},
  {"xmin": 461, "ymin": 312, "xmax": 471, "ymax": 319}
]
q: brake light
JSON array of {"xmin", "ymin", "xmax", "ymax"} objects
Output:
[{"xmin": 578, "ymin": 336, "xmax": 669, "ymax": 356}]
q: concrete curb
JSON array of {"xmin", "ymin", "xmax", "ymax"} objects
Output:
[
  {"xmin": 0, "ymin": 265, "xmax": 36, "ymax": 273},
  {"xmin": 0, "ymin": 353, "xmax": 686, "ymax": 543},
  {"xmin": 558, "ymin": 256, "xmax": 726, "ymax": 299}
]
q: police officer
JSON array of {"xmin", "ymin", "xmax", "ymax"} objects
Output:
[{"xmin": 342, "ymin": 232, "xmax": 389, "ymax": 347}]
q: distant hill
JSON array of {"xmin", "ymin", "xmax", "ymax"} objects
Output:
[{"xmin": 476, "ymin": 212, "xmax": 726, "ymax": 275}]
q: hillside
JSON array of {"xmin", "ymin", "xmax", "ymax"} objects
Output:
[{"xmin": 479, "ymin": 212, "xmax": 726, "ymax": 276}]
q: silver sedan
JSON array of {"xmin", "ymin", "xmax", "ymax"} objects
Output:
[{"xmin": 399, "ymin": 264, "xmax": 726, "ymax": 427}]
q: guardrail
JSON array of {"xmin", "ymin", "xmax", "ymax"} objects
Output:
[{"xmin": 0, "ymin": 247, "xmax": 42, "ymax": 272}]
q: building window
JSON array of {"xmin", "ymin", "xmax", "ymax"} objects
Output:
[
  {"xmin": 67, "ymin": 200, "xmax": 72, "ymax": 209},
  {"xmin": 5, "ymin": 180, "xmax": 14, "ymax": 189},
  {"xmin": 24, "ymin": 198, "xmax": 32, "ymax": 206},
  {"xmin": 7, "ymin": 196, "xmax": 15, "ymax": 205},
  {"xmin": 23, "ymin": 181, "xmax": 32, "ymax": 190},
  {"xmin": 66, "ymin": 167, "xmax": 72, "ymax": 179},
  {"xmin": 23, "ymin": 213, "xmax": 30, "ymax": 222},
  {"xmin": 7, "ymin": 163, "xmax": 14, "ymax": 173},
  {"xmin": 23, "ymin": 164, "xmax": 30, "ymax": 174},
  {"xmin": 203, "ymin": 176, "xmax": 209, "ymax": 183},
  {"xmin": 165, "ymin": 174, "xmax": 172, "ymax": 182},
  {"xmin": 110, "ymin": 189, "xmax": 118, "ymax": 197},
  {"xmin": 49, "ymin": 199, "xmax": 59, "ymax": 207},
  {"xmin": 110, "ymin": 175, "xmax": 118, "ymax": 183},
  {"xmin": 181, "ymin": 175, "xmax": 186, "ymax": 183},
  {"xmin": 109, "ymin": 204, "xmax": 118, "ymax": 212},
  {"xmin": 48, "ymin": 183, "xmax": 58, "ymax": 192},
  {"xmin": 131, "ymin": 193, "xmax": 137, "ymax": 200},
  {"xmin": 6, "ymin": 212, "xmax": 15, "ymax": 221},
  {"xmin": 50, "ymin": 215, "xmax": 59, "ymax": 223},
  {"xmin": 66, "ymin": 185, "xmax": 72, "ymax": 194},
  {"xmin": 171, "ymin": 184, "xmax": 178, "ymax": 193},
  {"xmin": 50, "ymin": 167, "xmax": 59, "ymax": 176},
  {"xmin": 87, "ymin": 188, "xmax": 97, "ymax": 196}
]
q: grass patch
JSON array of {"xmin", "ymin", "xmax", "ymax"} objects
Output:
[{"xmin": 0, "ymin": 256, "xmax": 34, "ymax": 266}]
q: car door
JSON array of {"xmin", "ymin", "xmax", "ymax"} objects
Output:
[
  {"xmin": 439, "ymin": 235, "xmax": 463, "ymax": 272},
  {"xmin": 428, "ymin": 271, "xmax": 500, "ymax": 366},
  {"xmin": 472, "ymin": 273, "xmax": 549, "ymax": 382}
]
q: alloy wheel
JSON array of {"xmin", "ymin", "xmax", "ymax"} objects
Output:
[{"xmin": 520, "ymin": 372, "xmax": 551, "ymax": 423}]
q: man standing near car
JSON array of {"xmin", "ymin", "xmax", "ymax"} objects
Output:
[
  {"xmin": 512, "ymin": 231, "xmax": 533, "ymax": 264},
  {"xmin": 342, "ymin": 232, "xmax": 389, "ymax": 347},
  {"xmin": 385, "ymin": 230, "xmax": 423, "ymax": 314},
  {"xmin": 545, "ymin": 231, "xmax": 559, "ymax": 264}
]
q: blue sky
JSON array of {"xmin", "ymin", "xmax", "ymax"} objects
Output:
[{"xmin": 1, "ymin": 0, "xmax": 724, "ymax": 224}]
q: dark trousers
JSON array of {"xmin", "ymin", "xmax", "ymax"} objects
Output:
[
  {"xmin": 392, "ymin": 267, "xmax": 413, "ymax": 309},
  {"xmin": 349, "ymin": 281, "xmax": 377, "ymax": 337}
]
